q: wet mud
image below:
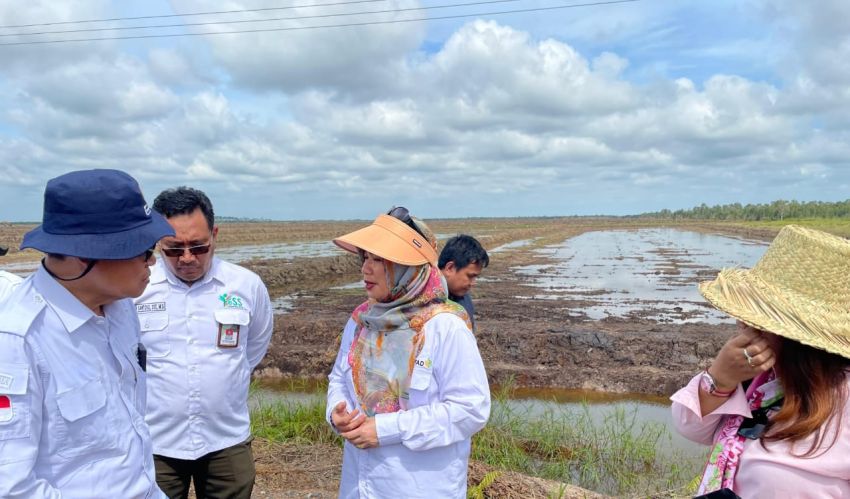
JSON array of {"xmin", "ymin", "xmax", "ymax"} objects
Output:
[{"xmin": 245, "ymin": 219, "xmax": 774, "ymax": 397}]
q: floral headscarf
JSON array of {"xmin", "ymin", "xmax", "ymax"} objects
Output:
[{"xmin": 346, "ymin": 220, "xmax": 470, "ymax": 416}]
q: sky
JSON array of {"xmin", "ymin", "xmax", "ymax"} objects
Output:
[{"xmin": 0, "ymin": 0, "xmax": 849, "ymax": 221}]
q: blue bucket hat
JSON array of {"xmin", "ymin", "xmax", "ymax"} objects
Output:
[{"xmin": 21, "ymin": 169, "xmax": 175, "ymax": 259}]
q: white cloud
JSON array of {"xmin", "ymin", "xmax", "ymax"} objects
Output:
[{"xmin": 1, "ymin": 2, "xmax": 850, "ymax": 220}]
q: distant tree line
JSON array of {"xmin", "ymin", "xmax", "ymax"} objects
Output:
[{"xmin": 640, "ymin": 199, "xmax": 850, "ymax": 221}]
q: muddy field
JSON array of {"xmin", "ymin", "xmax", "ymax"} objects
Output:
[
  {"xmin": 2, "ymin": 218, "xmax": 776, "ymax": 497},
  {"xmin": 241, "ymin": 218, "xmax": 775, "ymax": 396},
  {"xmin": 1, "ymin": 218, "xmax": 777, "ymax": 395}
]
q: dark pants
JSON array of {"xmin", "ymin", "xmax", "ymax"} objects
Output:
[{"xmin": 154, "ymin": 437, "xmax": 255, "ymax": 499}]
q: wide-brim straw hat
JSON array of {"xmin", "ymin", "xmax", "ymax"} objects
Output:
[
  {"xmin": 699, "ymin": 224, "xmax": 850, "ymax": 359},
  {"xmin": 334, "ymin": 214, "xmax": 438, "ymax": 266}
]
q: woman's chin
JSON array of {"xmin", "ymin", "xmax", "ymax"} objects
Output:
[{"xmin": 366, "ymin": 291, "xmax": 390, "ymax": 302}]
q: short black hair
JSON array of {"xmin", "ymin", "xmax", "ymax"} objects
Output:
[
  {"xmin": 153, "ymin": 186, "xmax": 215, "ymax": 230},
  {"xmin": 438, "ymin": 234, "xmax": 489, "ymax": 270}
]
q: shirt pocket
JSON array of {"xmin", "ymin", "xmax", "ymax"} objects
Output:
[
  {"xmin": 54, "ymin": 376, "xmax": 117, "ymax": 458},
  {"xmin": 0, "ymin": 364, "xmax": 31, "ymax": 444},
  {"xmin": 139, "ymin": 312, "xmax": 170, "ymax": 358},
  {"xmin": 407, "ymin": 356, "xmax": 434, "ymax": 409},
  {"xmin": 214, "ymin": 308, "xmax": 250, "ymax": 352}
]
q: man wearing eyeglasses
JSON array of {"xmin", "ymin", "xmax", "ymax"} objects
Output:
[
  {"xmin": 134, "ymin": 186, "xmax": 273, "ymax": 499},
  {"xmin": 0, "ymin": 169, "xmax": 172, "ymax": 498}
]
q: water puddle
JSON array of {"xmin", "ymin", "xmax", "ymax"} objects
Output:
[
  {"xmin": 515, "ymin": 228, "xmax": 767, "ymax": 323},
  {"xmin": 331, "ymin": 281, "xmax": 362, "ymax": 290},
  {"xmin": 2, "ymin": 240, "xmax": 343, "ymax": 276},
  {"xmin": 215, "ymin": 241, "xmax": 339, "ymax": 263},
  {"xmin": 271, "ymin": 295, "xmax": 297, "ymax": 314},
  {"xmin": 490, "ymin": 238, "xmax": 540, "ymax": 253}
]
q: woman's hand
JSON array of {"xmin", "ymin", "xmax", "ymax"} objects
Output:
[
  {"xmin": 331, "ymin": 401, "xmax": 365, "ymax": 433},
  {"xmin": 709, "ymin": 322, "xmax": 777, "ymax": 389},
  {"xmin": 341, "ymin": 417, "xmax": 378, "ymax": 449}
]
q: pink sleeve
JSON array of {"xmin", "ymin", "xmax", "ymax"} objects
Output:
[{"xmin": 670, "ymin": 373, "xmax": 751, "ymax": 446}]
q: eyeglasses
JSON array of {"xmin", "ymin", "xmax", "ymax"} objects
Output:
[
  {"xmin": 387, "ymin": 206, "xmax": 427, "ymax": 240},
  {"xmin": 160, "ymin": 242, "xmax": 212, "ymax": 258}
]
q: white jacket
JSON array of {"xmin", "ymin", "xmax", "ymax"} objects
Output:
[
  {"xmin": 327, "ymin": 313, "xmax": 490, "ymax": 498},
  {"xmin": 0, "ymin": 270, "xmax": 22, "ymax": 302},
  {"xmin": 134, "ymin": 257, "xmax": 273, "ymax": 459},
  {"xmin": 0, "ymin": 268, "xmax": 163, "ymax": 498}
]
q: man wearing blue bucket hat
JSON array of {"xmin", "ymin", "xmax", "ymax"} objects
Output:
[{"xmin": 0, "ymin": 169, "xmax": 174, "ymax": 498}]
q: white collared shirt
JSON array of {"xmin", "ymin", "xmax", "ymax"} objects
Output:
[
  {"xmin": 0, "ymin": 270, "xmax": 22, "ymax": 302},
  {"xmin": 134, "ymin": 257, "xmax": 273, "ymax": 460},
  {"xmin": 0, "ymin": 267, "xmax": 164, "ymax": 499},
  {"xmin": 326, "ymin": 313, "xmax": 491, "ymax": 498}
]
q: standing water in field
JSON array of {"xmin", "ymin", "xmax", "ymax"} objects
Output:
[
  {"xmin": 215, "ymin": 241, "xmax": 340, "ymax": 263},
  {"xmin": 516, "ymin": 228, "xmax": 767, "ymax": 323}
]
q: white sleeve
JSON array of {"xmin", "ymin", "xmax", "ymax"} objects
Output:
[
  {"xmin": 0, "ymin": 333, "xmax": 61, "ymax": 498},
  {"xmin": 246, "ymin": 279, "xmax": 274, "ymax": 371},
  {"xmin": 325, "ymin": 319, "xmax": 359, "ymax": 431},
  {"xmin": 375, "ymin": 315, "xmax": 491, "ymax": 451}
]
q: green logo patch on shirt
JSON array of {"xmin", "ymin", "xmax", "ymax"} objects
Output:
[{"xmin": 219, "ymin": 293, "xmax": 244, "ymax": 309}]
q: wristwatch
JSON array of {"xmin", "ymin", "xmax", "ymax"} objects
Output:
[{"xmin": 700, "ymin": 370, "xmax": 736, "ymax": 397}]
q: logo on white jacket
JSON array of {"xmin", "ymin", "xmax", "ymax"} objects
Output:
[{"xmin": 219, "ymin": 293, "xmax": 244, "ymax": 309}]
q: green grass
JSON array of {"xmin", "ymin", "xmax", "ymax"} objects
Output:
[
  {"xmin": 249, "ymin": 381, "xmax": 702, "ymax": 497},
  {"xmin": 471, "ymin": 383, "xmax": 701, "ymax": 497},
  {"xmin": 250, "ymin": 381, "xmax": 342, "ymax": 445},
  {"xmin": 730, "ymin": 218, "xmax": 850, "ymax": 237}
]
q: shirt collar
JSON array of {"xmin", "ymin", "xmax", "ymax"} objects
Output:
[{"xmin": 33, "ymin": 264, "xmax": 96, "ymax": 334}]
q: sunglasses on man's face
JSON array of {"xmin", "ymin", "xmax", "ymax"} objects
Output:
[{"xmin": 160, "ymin": 242, "xmax": 212, "ymax": 258}]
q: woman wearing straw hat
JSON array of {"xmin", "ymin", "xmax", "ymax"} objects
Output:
[
  {"xmin": 326, "ymin": 207, "xmax": 490, "ymax": 498},
  {"xmin": 671, "ymin": 225, "xmax": 850, "ymax": 498}
]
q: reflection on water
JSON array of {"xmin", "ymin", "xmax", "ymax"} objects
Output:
[
  {"xmin": 331, "ymin": 281, "xmax": 362, "ymax": 290},
  {"xmin": 215, "ymin": 241, "xmax": 340, "ymax": 263},
  {"xmin": 490, "ymin": 238, "xmax": 540, "ymax": 253},
  {"xmin": 516, "ymin": 228, "xmax": 767, "ymax": 323},
  {"xmin": 271, "ymin": 295, "xmax": 297, "ymax": 314}
]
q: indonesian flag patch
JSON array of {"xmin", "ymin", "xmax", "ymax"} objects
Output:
[{"xmin": 0, "ymin": 395, "xmax": 12, "ymax": 423}]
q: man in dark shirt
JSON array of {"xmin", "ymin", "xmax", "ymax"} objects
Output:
[{"xmin": 438, "ymin": 235, "xmax": 489, "ymax": 330}]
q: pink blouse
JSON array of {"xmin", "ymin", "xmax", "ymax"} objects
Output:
[{"xmin": 671, "ymin": 373, "xmax": 850, "ymax": 498}]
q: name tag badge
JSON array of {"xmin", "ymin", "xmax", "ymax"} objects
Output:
[{"xmin": 217, "ymin": 323, "xmax": 240, "ymax": 348}]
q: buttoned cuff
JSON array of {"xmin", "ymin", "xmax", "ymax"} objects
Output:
[
  {"xmin": 375, "ymin": 412, "xmax": 402, "ymax": 446},
  {"xmin": 670, "ymin": 372, "xmax": 751, "ymax": 421}
]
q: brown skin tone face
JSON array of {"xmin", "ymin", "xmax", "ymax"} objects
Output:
[
  {"xmin": 46, "ymin": 251, "xmax": 156, "ymax": 315},
  {"xmin": 160, "ymin": 208, "xmax": 218, "ymax": 285},
  {"xmin": 361, "ymin": 251, "xmax": 391, "ymax": 302},
  {"xmin": 441, "ymin": 261, "xmax": 483, "ymax": 298}
]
